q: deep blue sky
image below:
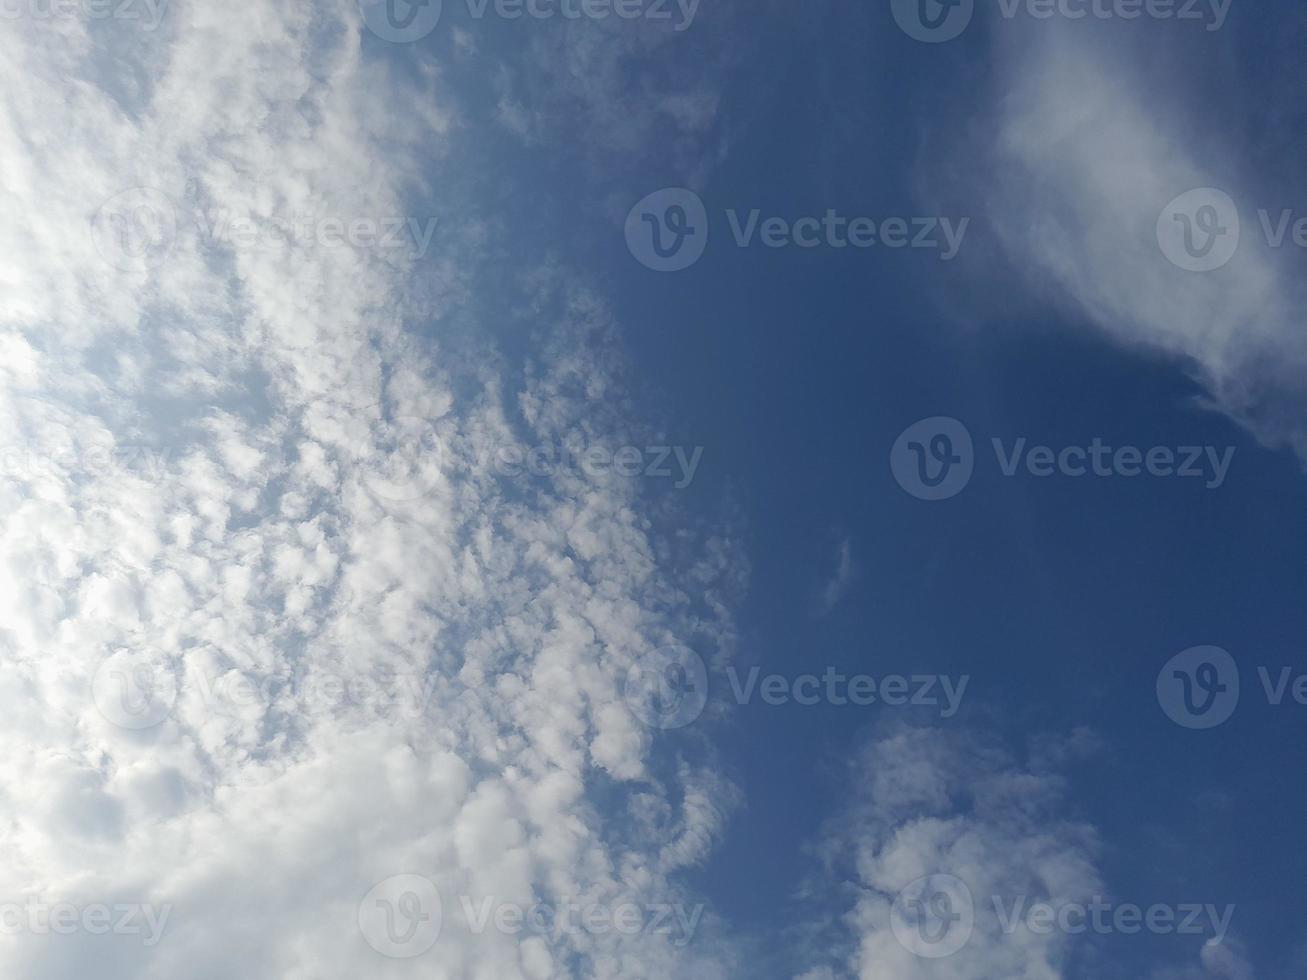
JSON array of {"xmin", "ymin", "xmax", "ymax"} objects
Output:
[
  {"xmin": 603, "ymin": 4, "xmax": 1303, "ymax": 977},
  {"xmin": 399, "ymin": 2, "xmax": 1307, "ymax": 976}
]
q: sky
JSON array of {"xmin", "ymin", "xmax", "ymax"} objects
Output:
[{"xmin": 0, "ymin": 0, "xmax": 1304, "ymax": 978}]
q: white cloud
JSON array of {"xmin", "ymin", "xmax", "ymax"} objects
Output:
[
  {"xmin": 796, "ymin": 723, "xmax": 1261, "ymax": 980},
  {"xmin": 0, "ymin": 4, "xmax": 745, "ymax": 977},
  {"xmin": 814, "ymin": 536, "xmax": 856, "ymax": 616},
  {"xmin": 927, "ymin": 21, "xmax": 1307, "ymax": 462},
  {"xmin": 800, "ymin": 726, "xmax": 1105, "ymax": 980},
  {"xmin": 1147, "ymin": 935, "xmax": 1259, "ymax": 980},
  {"xmin": 4, "ymin": 7, "xmax": 1279, "ymax": 980},
  {"xmin": 1201, "ymin": 938, "xmax": 1255, "ymax": 980}
]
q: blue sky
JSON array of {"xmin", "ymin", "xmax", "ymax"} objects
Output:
[
  {"xmin": 1, "ymin": 0, "xmax": 1304, "ymax": 978},
  {"xmin": 606, "ymin": 8, "xmax": 1306, "ymax": 976}
]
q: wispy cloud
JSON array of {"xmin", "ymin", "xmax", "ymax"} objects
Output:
[
  {"xmin": 814, "ymin": 535, "xmax": 856, "ymax": 616},
  {"xmin": 926, "ymin": 21, "xmax": 1307, "ymax": 464}
]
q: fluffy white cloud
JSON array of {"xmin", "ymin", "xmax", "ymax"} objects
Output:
[
  {"xmin": 0, "ymin": 4, "xmax": 744, "ymax": 977},
  {"xmin": 799, "ymin": 726, "xmax": 1105, "ymax": 980},
  {"xmin": 797, "ymin": 723, "xmax": 1262, "ymax": 980}
]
